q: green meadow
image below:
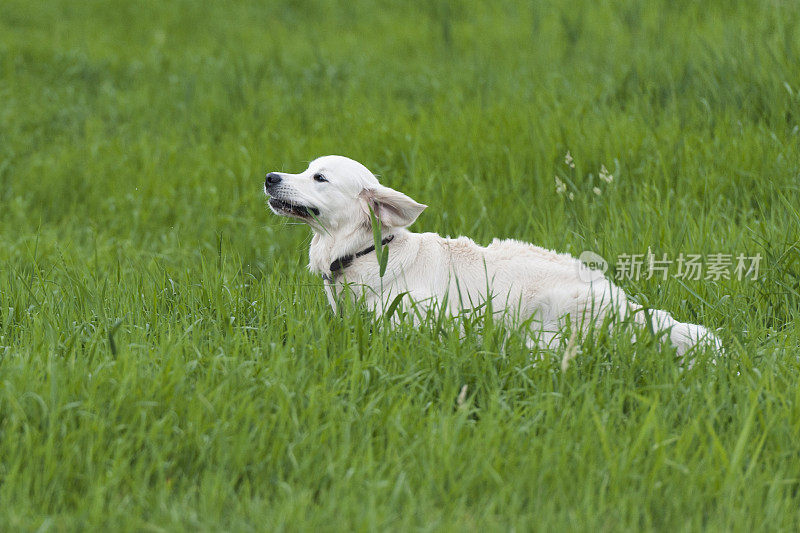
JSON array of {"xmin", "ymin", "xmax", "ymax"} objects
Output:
[{"xmin": 1, "ymin": 0, "xmax": 799, "ymax": 529}]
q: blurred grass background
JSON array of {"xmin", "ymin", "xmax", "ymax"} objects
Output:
[{"xmin": 1, "ymin": 0, "xmax": 799, "ymax": 530}]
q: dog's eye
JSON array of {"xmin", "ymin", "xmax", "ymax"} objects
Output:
[{"xmin": 313, "ymin": 173, "xmax": 328, "ymax": 183}]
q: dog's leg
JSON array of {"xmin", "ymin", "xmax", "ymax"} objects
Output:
[{"xmin": 323, "ymin": 280, "xmax": 339, "ymax": 314}]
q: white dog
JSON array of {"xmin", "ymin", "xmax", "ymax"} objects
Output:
[{"xmin": 265, "ymin": 155, "xmax": 722, "ymax": 357}]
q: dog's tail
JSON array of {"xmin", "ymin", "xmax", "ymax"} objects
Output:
[
  {"xmin": 589, "ymin": 284, "xmax": 724, "ymax": 358},
  {"xmin": 638, "ymin": 308, "xmax": 724, "ymax": 359}
]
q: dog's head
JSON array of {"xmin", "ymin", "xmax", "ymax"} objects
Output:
[{"xmin": 264, "ymin": 155, "xmax": 426, "ymax": 233}]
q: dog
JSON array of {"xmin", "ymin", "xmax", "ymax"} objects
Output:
[{"xmin": 264, "ymin": 155, "xmax": 722, "ymax": 358}]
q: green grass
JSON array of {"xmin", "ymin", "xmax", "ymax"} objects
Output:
[{"xmin": 2, "ymin": 0, "xmax": 800, "ymax": 530}]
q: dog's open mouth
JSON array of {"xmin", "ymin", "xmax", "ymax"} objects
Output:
[{"xmin": 268, "ymin": 197, "xmax": 320, "ymax": 218}]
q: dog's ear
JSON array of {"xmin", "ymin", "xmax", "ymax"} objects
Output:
[{"xmin": 359, "ymin": 185, "xmax": 427, "ymax": 228}]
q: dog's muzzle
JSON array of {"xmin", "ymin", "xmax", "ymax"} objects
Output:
[{"xmin": 267, "ymin": 197, "xmax": 320, "ymax": 218}]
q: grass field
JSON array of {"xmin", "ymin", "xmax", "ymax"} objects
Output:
[{"xmin": 2, "ymin": 0, "xmax": 800, "ymax": 530}]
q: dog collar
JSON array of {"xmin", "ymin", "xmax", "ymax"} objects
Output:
[{"xmin": 324, "ymin": 234, "xmax": 395, "ymax": 281}]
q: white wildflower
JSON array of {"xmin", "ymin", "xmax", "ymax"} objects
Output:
[
  {"xmin": 568, "ymin": 192, "xmax": 574, "ymax": 201},
  {"xmin": 593, "ymin": 187, "xmax": 602, "ymax": 196},
  {"xmin": 565, "ymin": 150, "xmax": 575, "ymax": 168},
  {"xmin": 555, "ymin": 176, "xmax": 567, "ymax": 195},
  {"xmin": 457, "ymin": 384, "xmax": 468, "ymax": 407},
  {"xmin": 561, "ymin": 328, "xmax": 580, "ymax": 372},
  {"xmin": 599, "ymin": 164, "xmax": 614, "ymax": 183}
]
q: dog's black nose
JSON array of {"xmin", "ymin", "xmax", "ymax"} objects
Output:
[{"xmin": 265, "ymin": 173, "xmax": 282, "ymax": 186}]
